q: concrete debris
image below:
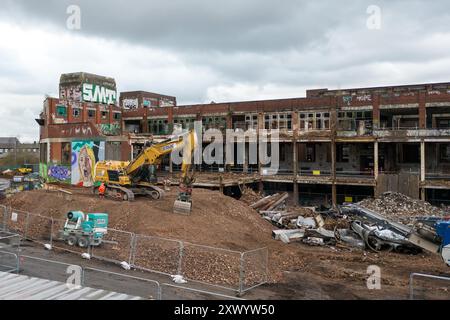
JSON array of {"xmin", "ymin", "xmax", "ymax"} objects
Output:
[
  {"xmin": 250, "ymin": 193, "xmax": 288, "ymax": 212},
  {"xmin": 272, "ymin": 229, "xmax": 305, "ymax": 242},
  {"xmin": 358, "ymin": 192, "xmax": 445, "ymax": 224},
  {"xmin": 240, "ymin": 186, "xmax": 264, "ymax": 205},
  {"xmin": 248, "ymin": 190, "xmax": 446, "ymax": 255},
  {"xmin": 302, "ymin": 237, "xmax": 324, "ymax": 246},
  {"xmin": 44, "ymin": 244, "xmax": 52, "ymax": 250},
  {"xmin": 296, "ymin": 216, "xmax": 316, "ymax": 229},
  {"xmin": 335, "ymin": 229, "xmax": 365, "ymax": 249}
]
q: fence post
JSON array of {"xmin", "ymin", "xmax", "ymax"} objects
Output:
[
  {"xmin": 409, "ymin": 273, "xmax": 415, "ymax": 300},
  {"xmin": 49, "ymin": 217, "xmax": 54, "ymax": 247},
  {"xmin": 239, "ymin": 252, "xmax": 245, "ymax": 295},
  {"xmin": 130, "ymin": 234, "xmax": 138, "ymax": 267},
  {"xmin": 157, "ymin": 284, "xmax": 162, "ymax": 300},
  {"xmin": 1, "ymin": 206, "xmax": 6, "ymax": 231},
  {"xmin": 128, "ymin": 233, "xmax": 136, "ymax": 265},
  {"xmin": 25, "ymin": 212, "xmax": 31, "ymax": 240},
  {"xmin": 265, "ymin": 248, "xmax": 269, "ymax": 283},
  {"xmin": 177, "ymin": 241, "xmax": 184, "ymax": 276}
]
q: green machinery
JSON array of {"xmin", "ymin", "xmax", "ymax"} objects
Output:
[{"xmin": 58, "ymin": 211, "xmax": 109, "ymax": 248}]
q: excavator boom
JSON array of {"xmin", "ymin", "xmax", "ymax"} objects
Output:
[{"xmin": 94, "ymin": 130, "xmax": 197, "ymax": 208}]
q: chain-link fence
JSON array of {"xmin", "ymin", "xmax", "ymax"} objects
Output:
[
  {"xmin": 0, "ymin": 251, "xmax": 19, "ymax": 273},
  {"xmin": 4, "ymin": 209, "xmax": 28, "ymax": 237},
  {"xmin": 181, "ymin": 243, "xmax": 241, "ymax": 291},
  {"xmin": 82, "ymin": 267, "xmax": 161, "ymax": 300},
  {"xmin": 160, "ymin": 283, "xmax": 244, "ymax": 300},
  {"xmin": 19, "ymin": 255, "xmax": 76, "ymax": 283},
  {"xmin": 25, "ymin": 213, "xmax": 53, "ymax": 245},
  {"xmin": 91, "ymin": 229, "xmax": 134, "ymax": 265},
  {"xmin": 11, "ymin": 254, "xmax": 244, "ymax": 300},
  {"xmin": 132, "ymin": 235, "xmax": 182, "ymax": 276},
  {"xmin": 409, "ymin": 273, "xmax": 450, "ymax": 300},
  {"xmin": 0, "ymin": 205, "xmax": 7, "ymax": 231},
  {"xmin": 1, "ymin": 206, "xmax": 269, "ymax": 294}
]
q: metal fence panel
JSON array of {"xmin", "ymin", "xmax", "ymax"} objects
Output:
[
  {"xmin": 83, "ymin": 267, "xmax": 160, "ymax": 300},
  {"xmin": 132, "ymin": 235, "xmax": 182, "ymax": 276},
  {"xmin": 181, "ymin": 243, "xmax": 241, "ymax": 291},
  {"xmin": 19, "ymin": 255, "xmax": 79, "ymax": 284},
  {"xmin": 240, "ymin": 247, "xmax": 269, "ymax": 293},
  {"xmin": 409, "ymin": 273, "xmax": 450, "ymax": 300},
  {"xmin": 0, "ymin": 251, "xmax": 19, "ymax": 273},
  {"xmin": 25, "ymin": 213, "xmax": 53, "ymax": 245},
  {"xmin": 91, "ymin": 229, "xmax": 134, "ymax": 264},
  {"xmin": 4, "ymin": 209, "xmax": 28, "ymax": 237},
  {"xmin": 160, "ymin": 283, "xmax": 244, "ymax": 300},
  {"xmin": 0, "ymin": 205, "xmax": 7, "ymax": 231}
]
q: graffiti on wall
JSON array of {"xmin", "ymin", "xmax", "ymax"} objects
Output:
[
  {"xmin": 356, "ymin": 94, "xmax": 372, "ymax": 102},
  {"xmin": 123, "ymin": 98, "xmax": 139, "ymax": 109},
  {"xmin": 60, "ymin": 85, "xmax": 82, "ymax": 102},
  {"xmin": 39, "ymin": 163, "xmax": 48, "ymax": 180},
  {"xmin": 71, "ymin": 141, "xmax": 105, "ymax": 187},
  {"xmin": 48, "ymin": 165, "xmax": 71, "ymax": 183},
  {"xmin": 99, "ymin": 123, "xmax": 121, "ymax": 136},
  {"xmin": 343, "ymin": 96, "xmax": 353, "ymax": 106},
  {"xmin": 60, "ymin": 123, "xmax": 94, "ymax": 137},
  {"xmin": 82, "ymin": 83, "xmax": 117, "ymax": 105}
]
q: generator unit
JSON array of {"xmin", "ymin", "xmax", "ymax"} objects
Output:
[{"xmin": 58, "ymin": 211, "xmax": 108, "ymax": 248}]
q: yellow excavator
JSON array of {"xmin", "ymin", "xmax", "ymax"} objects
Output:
[{"xmin": 93, "ymin": 130, "xmax": 197, "ymax": 214}]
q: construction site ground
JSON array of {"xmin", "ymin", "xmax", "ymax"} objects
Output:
[{"xmin": 2, "ymin": 186, "xmax": 450, "ymax": 300}]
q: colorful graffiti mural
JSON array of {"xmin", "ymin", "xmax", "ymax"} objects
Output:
[
  {"xmin": 99, "ymin": 123, "xmax": 121, "ymax": 136},
  {"xmin": 48, "ymin": 165, "xmax": 71, "ymax": 183},
  {"xmin": 71, "ymin": 141, "xmax": 105, "ymax": 187}
]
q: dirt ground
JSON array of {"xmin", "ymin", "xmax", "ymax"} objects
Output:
[{"xmin": 2, "ymin": 186, "xmax": 450, "ymax": 300}]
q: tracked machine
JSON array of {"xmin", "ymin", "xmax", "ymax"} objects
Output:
[{"xmin": 94, "ymin": 130, "xmax": 197, "ymax": 214}]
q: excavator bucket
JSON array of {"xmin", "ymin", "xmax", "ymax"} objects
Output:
[{"xmin": 173, "ymin": 199, "xmax": 192, "ymax": 215}]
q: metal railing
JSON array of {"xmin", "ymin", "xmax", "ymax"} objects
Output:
[
  {"xmin": 409, "ymin": 273, "xmax": 450, "ymax": 300},
  {"xmin": 0, "ymin": 251, "xmax": 19, "ymax": 273},
  {"xmin": 13, "ymin": 254, "xmax": 245, "ymax": 300}
]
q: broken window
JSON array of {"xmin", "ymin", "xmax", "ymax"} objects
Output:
[
  {"xmin": 88, "ymin": 109, "xmax": 96, "ymax": 118},
  {"xmin": 101, "ymin": 111, "xmax": 108, "ymax": 120},
  {"xmin": 72, "ymin": 108, "xmax": 81, "ymax": 118},
  {"xmin": 437, "ymin": 118, "xmax": 450, "ymax": 129},
  {"xmin": 337, "ymin": 145, "xmax": 350, "ymax": 163},
  {"xmin": 244, "ymin": 113, "xmax": 258, "ymax": 130},
  {"xmin": 299, "ymin": 144, "xmax": 316, "ymax": 162},
  {"xmin": 40, "ymin": 143, "xmax": 47, "ymax": 163},
  {"xmin": 279, "ymin": 144, "xmax": 286, "ymax": 162},
  {"xmin": 61, "ymin": 142, "xmax": 71, "ymax": 164},
  {"xmin": 299, "ymin": 112, "xmax": 329, "ymax": 130},
  {"xmin": 399, "ymin": 144, "xmax": 420, "ymax": 163},
  {"xmin": 113, "ymin": 112, "xmax": 121, "ymax": 121},
  {"xmin": 440, "ymin": 144, "xmax": 450, "ymax": 163}
]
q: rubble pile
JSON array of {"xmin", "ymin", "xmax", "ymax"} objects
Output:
[
  {"xmin": 247, "ymin": 191, "xmax": 447, "ymax": 255},
  {"xmin": 358, "ymin": 192, "xmax": 445, "ymax": 224},
  {"xmin": 239, "ymin": 186, "xmax": 263, "ymax": 206}
]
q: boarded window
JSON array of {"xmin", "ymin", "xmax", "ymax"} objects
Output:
[{"xmin": 56, "ymin": 105, "xmax": 67, "ymax": 117}]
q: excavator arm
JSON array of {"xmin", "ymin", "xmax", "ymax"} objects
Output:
[
  {"xmin": 126, "ymin": 136, "xmax": 184, "ymax": 177},
  {"xmin": 126, "ymin": 130, "xmax": 197, "ymax": 214}
]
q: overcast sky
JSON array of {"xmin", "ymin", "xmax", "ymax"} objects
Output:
[{"xmin": 0, "ymin": 0, "xmax": 450, "ymax": 141}]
